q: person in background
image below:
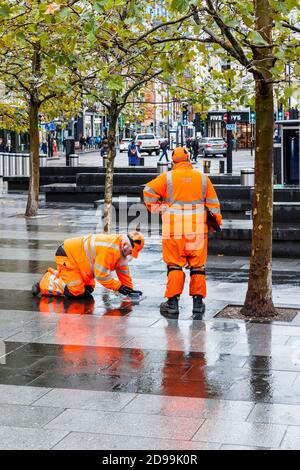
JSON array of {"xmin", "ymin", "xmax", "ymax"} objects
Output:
[
  {"xmin": 186, "ymin": 137, "xmax": 193, "ymax": 160},
  {"xmin": 128, "ymin": 139, "xmax": 139, "ymax": 166},
  {"xmin": 0, "ymin": 138, "xmax": 6, "ymax": 152},
  {"xmin": 191, "ymin": 138, "xmax": 199, "ymax": 163},
  {"xmin": 79, "ymin": 135, "xmax": 86, "ymax": 151},
  {"xmin": 41, "ymin": 141, "xmax": 48, "ymax": 155},
  {"xmin": 100, "ymin": 138, "xmax": 109, "ymax": 156},
  {"xmin": 159, "ymin": 139, "xmax": 169, "ymax": 162}
]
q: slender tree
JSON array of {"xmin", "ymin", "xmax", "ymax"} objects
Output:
[
  {"xmin": 166, "ymin": 0, "xmax": 299, "ymax": 316},
  {"xmin": 0, "ymin": 0, "xmax": 83, "ymax": 216}
]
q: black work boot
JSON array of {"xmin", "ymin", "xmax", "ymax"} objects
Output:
[
  {"xmin": 160, "ymin": 296, "xmax": 179, "ymax": 319},
  {"xmin": 32, "ymin": 282, "xmax": 40, "ymax": 297},
  {"xmin": 192, "ymin": 296, "xmax": 205, "ymax": 318}
]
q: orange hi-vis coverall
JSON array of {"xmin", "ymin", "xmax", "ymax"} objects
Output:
[
  {"xmin": 143, "ymin": 161, "xmax": 222, "ymax": 299},
  {"xmin": 39, "ymin": 234, "xmax": 133, "ymax": 297}
]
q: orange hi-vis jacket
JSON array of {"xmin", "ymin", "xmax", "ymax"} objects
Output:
[
  {"xmin": 143, "ymin": 161, "xmax": 222, "ymax": 237},
  {"xmin": 63, "ymin": 234, "xmax": 133, "ymax": 291}
]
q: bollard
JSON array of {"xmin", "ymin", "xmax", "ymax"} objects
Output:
[
  {"xmin": 240, "ymin": 169, "xmax": 255, "ymax": 186},
  {"xmin": 102, "ymin": 155, "xmax": 108, "ymax": 168},
  {"xmin": 219, "ymin": 160, "xmax": 225, "ymax": 174},
  {"xmin": 3, "ymin": 153, "xmax": 10, "ymax": 177},
  {"xmin": 8, "ymin": 153, "xmax": 16, "ymax": 176},
  {"xmin": 15, "ymin": 154, "xmax": 23, "ymax": 176},
  {"xmin": 167, "ymin": 161, "xmax": 173, "ymax": 171},
  {"xmin": 157, "ymin": 162, "xmax": 169, "ymax": 173},
  {"xmin": 69, "ymin": 154, "xmax": 79, "ymax": 167},
  {"xmin": 0, "ymin": 153, "xmax": 3, "ymax": 177},
  {"xmin": 138, "ymin": 157, "xmax": 144, "ymax": 166},
  {"xmin": 39, "ymin": 154, "xmax": 47, "ymax": 167},
  {"xmin": 22, "ymin": 154, "xmax": 30, "ymax": 176},
  {"xmin": 203, "ymin": 160, "xmax": 211, "ymax": 174}
]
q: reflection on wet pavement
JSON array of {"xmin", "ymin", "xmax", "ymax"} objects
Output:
[{"xmin": 0, "ymin": 193, "xmax": 300, "ymax": 449}]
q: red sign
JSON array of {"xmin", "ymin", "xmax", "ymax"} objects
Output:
[
  {"xmin": 284, "ymin": 111, "xmax": 290, "ymax": 119},
  {"xmin": 223, "ymin": 113, "xmax": 228, "ymax": 123}
]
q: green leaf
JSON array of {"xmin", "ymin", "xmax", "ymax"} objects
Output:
[
  {"xmin": 248, "ymin": 31, "xmax": 269, "ymax": 46},
  {"xmin": 0, "ymin": 4, "xmax": 10, "ymax": 17}
]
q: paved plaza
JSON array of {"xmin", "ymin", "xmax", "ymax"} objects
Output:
[
  {"xmin": 0, "ymin": 190, "xmax": 300, "ymax": 450},
  {"xmin": 48, "ymin": 148, "xmax": 255, "ymax": 175}
]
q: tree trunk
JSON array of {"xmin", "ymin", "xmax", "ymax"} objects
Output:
[
  {"xmin": 102, "ymin": 107, "xmax": 118, "ymax": 233},
  {"xmin": 241, "ymin": 0, "xmax": 276, "ymax": 317},
  {"xmin": 25, "ymin": 43, "xmax": 41, "ymax": 218},
  {"xmin": 25, "ymin": 99, "xmax": 40, "ymax": 217}
]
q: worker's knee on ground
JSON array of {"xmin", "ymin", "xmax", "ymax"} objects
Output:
[
  {"xmin": 190, "ymin": 266, "xmax": 206, "ymax": 297},
  {"xmin": 64, "ymin": 285, "xmax": 85, "ymax": 298}
]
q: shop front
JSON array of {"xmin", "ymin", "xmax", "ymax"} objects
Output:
[{"xmin": 206, "ymin": 110, "xmax": 252, "ymax": 149}]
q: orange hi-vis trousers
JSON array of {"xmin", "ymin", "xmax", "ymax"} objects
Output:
[
  {"xmin": 39, "ymin": 255, "xmax": 93, "ymax": 297},
  {"xmin": 162, "ymin": 235, "xmax": 207, "ymax": 299}
]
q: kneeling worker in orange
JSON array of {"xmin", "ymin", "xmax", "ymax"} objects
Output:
[
  {"xmin": 143, "ymin": 147, "xmax": 222, "ymax": 318},
  {"xmin": 32, "ymin": 232, "xmax": 144, "ymax": 298}
]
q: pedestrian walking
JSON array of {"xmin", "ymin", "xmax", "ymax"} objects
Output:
[
  {"xmin": 0, "ymin": 138, "xmax": 5, "ymax": 152},
  {"xmin": 186, "ymin": 137, "xmax": 193, "ymax": 160},
  {"xmin": 191, "ymin": 138, "xmax": 199, "ymax": 163},
  {"xmin": 100, "ymin": 138, "xmax": 108, "ymax": 156},
  {"xmin": 79, "ymin": 135, "xmax": 86, "ymax": 151},
  {"xmin": 41, "ymin": 141, "xmax": 48, "ymax": 155},
  {"xmin": 32, "ymin": 232, "xmax": 145, "ymax": 299},
  {"xmin": 128, "ymin": 139, "xmax": 139, "ymax": 166},
  {"xmin": 159, "ymin": 139, "xmax": 169, "ymax": 162},
  {"xmin": 143, "ymin": 146, "xmax": 222, "ymax": 319}
]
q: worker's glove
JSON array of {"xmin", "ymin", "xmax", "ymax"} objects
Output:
[
  {"xmin": 118, "ymin": 285, "xmax": 134, "ymax": 295},
  {"xmin": 129, "ymin": 289, "xmax": 143, "ymax": 296},
  {"xmin": 118, "ymin": 285, "xmax": 143, "ymax": 296},
  {"xmin": 84, "ymin": 285, "xmax": 94, "ymax": 294}
]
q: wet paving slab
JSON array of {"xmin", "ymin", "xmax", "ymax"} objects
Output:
[{"xmin": 1, "ymin": 193, "xmax": 300, "ymax": 449}]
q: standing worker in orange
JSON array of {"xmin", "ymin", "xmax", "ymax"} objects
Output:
[
  {"xmin": 32, "ymin": 232, "xmax": 144, "ymax": 298},
  {"xmin": 143, "ymin": 147, "xmax": 222, "ymax": 318}
]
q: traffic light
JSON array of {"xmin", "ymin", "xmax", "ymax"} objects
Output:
[
  {"xmin": 278, "ymin": 107, "xmax": 283, "ymax": 120},
  {"xmin": 250, "ymin": 110, "xmax": 256, "ymax": 123},
  {"xmin": 290, "ymin": 108, "xmax": 299, "ymax": 119},
  {"xmin": 182, "ymin": 105, "xmax": 188, "ymax": 126}
]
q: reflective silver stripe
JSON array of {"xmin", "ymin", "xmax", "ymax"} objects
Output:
[
  {"xmin": 167, "ymin": 207, "xmax": 205, "ymax": 216},
  {"xmin": 67, "ymin": 279, "xmax": 81, "ymax": 287},
  {"xmin": 206, "ymin": 198, "xmax": 219, "ymax": 204},
  {"xmin": 90, "ymin": 235, "xmax": 96, "ymax": 263},
  {"xmin": 48, "ymin": 274, "xmax": 55, "ymax": 293},
  {"xmin": 95, "ymin": 272, "xmax": 113, "ymax": 282},
  {"xmin": 83, "ymin": 236, "xmax": 94, "ymax": 275},
  {"xmin": 94, "ymin": 263, "xmax": 111, "ymax": 275},
  {"xmin": 202, "ymin": 174, "xmax": 207, "ymax": 200},
  {"xmin": 116, "ymin": 269, "xmax": 128, "ymax": 275},
  {"xmin": 144, "ymin": 196, "xmax": 159, "ymax": 203},
  {"xmin": 54, "ymin": 278, "xmax": 65, "ymax": 294},
  {"xmin": 164, "ymin": 198, "xmax": 204, "ymax": 206},
  {"xmin": 117, "ymin": 266, "xmax": 129, "ymax": 272},
  {"xmin": 94, "ymin": 241, "xmax": 120, "ymax": 251},
  {"xmin": 209, "ymin": 207, "xmax": 221, "ymax": 214},
  {"xmin": 144, "ymin": 186, "xmax": 158, "ymax": 196},
  {"xmin": 166, "ymin": 171, "xmax": 173, "ymax": 202}
]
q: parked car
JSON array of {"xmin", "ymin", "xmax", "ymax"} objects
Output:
[
  {"xmin": 199, "ymin": 137, "xmax": 227, "ymax": 157},
  {"xmin": 135, "ymin": 133, "xmax": 160, "ymax": 155},
  {"xmin": 119, "ymin": 138, "xmax": 132, "ymax": 152}
]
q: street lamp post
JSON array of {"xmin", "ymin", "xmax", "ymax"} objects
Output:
[{"xmin": 226, "ymin": 111, "xmax": 233, "ymax": 174}]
